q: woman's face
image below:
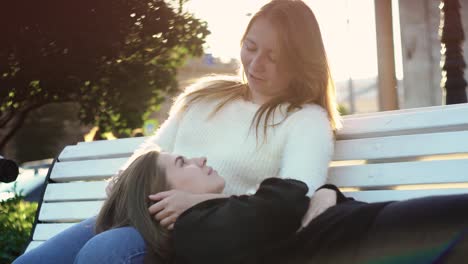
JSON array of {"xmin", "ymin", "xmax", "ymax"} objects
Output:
[
  {"xmin": 241, "ymin": 17, "xmax": 290, "ymax": 104},
  {"xmin": 158, "ymin": 152, "xmax": 225, "ymax": 194}
]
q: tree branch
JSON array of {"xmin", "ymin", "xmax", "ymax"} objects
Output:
[{"xmin": 0, "ymin": 103, "xmax": 43, "ymax": 152}]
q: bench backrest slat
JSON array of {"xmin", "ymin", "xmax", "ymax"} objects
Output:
[
  {"xmin": 44, "ymin": 181, "xmax": 107, "ymax": 202},
  {"xmin": 339, "ymin": 103, "xmax": 468, "ymax": 139},
  {"xmin": 329, "ymin": 159, "xmax": 468, "ymax": 188},
  {"xmin": 33, "ymin": 223, "xmax": 75, "ymax": 241},
  {"xmin": 56, "ymin": 131, "xmax": 468, "ymax": 164},
  {"xmin": 58, "ymin": 137, "xmax": 145, "ymax": 162},
  {"xmin": 335, "ymin": 131, "xmax": 468, "ymax": 161},
  {"xmin": 50, "ymin": 158, "xmax": 127, "ymax": 182},
  {"xmin": 44, "ymin": 159, "xmax": 468, "ymax": 203},
  {"xmin": 38, "ymin": 201, "xmax": 103, "ymax": 223}
]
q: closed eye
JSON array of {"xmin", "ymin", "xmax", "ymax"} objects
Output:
[
  {"xmin": 244, "ymin": 39, "xmax": 257, "ymax": 51},
  {"xmin": 246, "ymin": 44, "xmax": 256, "ymax": 51}
]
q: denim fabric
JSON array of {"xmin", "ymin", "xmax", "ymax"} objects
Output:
[{"xmin": 13, "ymin": 217, "xmax": 147, "ymax": 264}]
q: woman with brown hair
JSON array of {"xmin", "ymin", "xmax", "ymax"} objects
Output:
[
  {"xmin": 89, "ymin": 149, "xmax": 339, "ymax": 264},
  {"xmin": 92, "ymin": 150, "xmax": 226, "ymax": 263},
  {"xmin": 83, "ymin": 150, "xmax": 468, "ymax": 264}
]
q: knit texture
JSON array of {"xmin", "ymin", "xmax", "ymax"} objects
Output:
[{"xmin": 125, "ymin": 97, "xmax": 334, "ymax": 195}]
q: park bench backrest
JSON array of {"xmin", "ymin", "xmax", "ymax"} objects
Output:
[{"xmin": 25, "ymin": 103, "xmax": 468, "ymax": 252}]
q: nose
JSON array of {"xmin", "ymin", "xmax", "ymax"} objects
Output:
[
  {"xmin": 250, "ymin": 53, "xmax": 266, "ymax": 73},
  {"xmin": 194, "ymin": 157, "xmax": 207, "ymax": 167}
]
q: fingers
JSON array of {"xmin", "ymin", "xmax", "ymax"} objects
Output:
[
  {"xmin": 146, "ymin": 190, "xmax": 187, "ymax": 229},
  {"xmin": 160, "ymin": 214, "xmax": 178, "ymax": 228},
  {"xmin": 149, "ymin": 202, "xmax": 178, "ymax": 228},
  {"xmin": 148, "ymin": 190, "xmax": 176, "ymax": 215},
  {"xmin": 155, "ymin": 208, "xmax": 173, "ymax": 221},
  {"xmin": 148, "ymin": 199, "xmax": 167, "ymax": 215},
  {"xmin": 148, "ymin": 190, "xmax": 174, "ymax": 201}
]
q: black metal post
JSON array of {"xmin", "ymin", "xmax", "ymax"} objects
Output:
[{"xmin": 439, "ymin": 0, "xmax": 467, "ymax": 104}]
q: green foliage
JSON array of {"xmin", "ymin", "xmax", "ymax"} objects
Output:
[
  {"xmin": 0, "ymin": 0, "xmax": 209, "ymax": 144},
  {"xmin": 338, "ymin": 104, "xmax": 350, "ymax": 115},
  {"xmin": 0, "ymin": 195, "xmax": 38, "ymax": 263}
]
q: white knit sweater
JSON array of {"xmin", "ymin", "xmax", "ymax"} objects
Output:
[{"xmin": 126, "ymin": 97, "xmax": 334, "ymax": 195}]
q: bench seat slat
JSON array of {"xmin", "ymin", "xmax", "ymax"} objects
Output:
[
  {"xmin": 328, "ymin": 159, "xmax": 468, "ymax": 188},
  {"xmin": 44, "ymin": 181, "xmax": 107, "ymax": 202},
  {"xmin": 39, "ymin": 201, "xmax": 104, "ymax": 223}
]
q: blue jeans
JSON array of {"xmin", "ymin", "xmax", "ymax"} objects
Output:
[{"xmin": 13, "ymin": 217, "xmax": 147, "ymax": 264}]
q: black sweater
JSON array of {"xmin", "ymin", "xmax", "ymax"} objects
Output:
[
  {"xmin": 173, "ymin": 178, "xmax": 468, "ymax": 264},
  {"xmin": 173, "ymin": 178, "xmax": 389, "ymax": 264}
]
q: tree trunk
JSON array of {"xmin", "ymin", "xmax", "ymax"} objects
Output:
[
  {"xmin": 375, "ymin": 0, "xmax": 399, "ymax": 111},
  {"xmin": 440, "ymin": 0, "xmax": 468, "ymax": 104},
  {"xmin": 0, "ymin": 105, "xmax": 41, "ymax": 152}
]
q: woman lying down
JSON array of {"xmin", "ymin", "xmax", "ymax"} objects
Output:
[{"xmin": 96, "ymin": 150, "xmax": 468, "ymax": 264}]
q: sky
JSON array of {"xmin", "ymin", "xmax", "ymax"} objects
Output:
[{"xmin": 184, "ymin": 0, "xmax": 403, "ymax": 81}]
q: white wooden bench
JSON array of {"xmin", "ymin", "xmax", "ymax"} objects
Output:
[{"xmin": 25, "ymin": 103, "xmax": 468, "ymax": 252}]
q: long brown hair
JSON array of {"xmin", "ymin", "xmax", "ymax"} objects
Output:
[
  {"xmin": 172, "ymin": 0, "xmax": 341, "ymax": 141},
  {"xmin": 95, "ymin": 150, "xmax": 173, "ymax": 263}
]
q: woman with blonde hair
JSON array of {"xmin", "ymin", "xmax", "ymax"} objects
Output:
[
  {"xmin": 14, "ymin": 0, "xmax": 343, "ymax": 263},
  {"xmin": 132, "ymin": 0, "xmax": 341, "ymax": 229}
]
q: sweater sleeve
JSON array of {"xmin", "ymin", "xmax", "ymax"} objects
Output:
[
  {"xmin": 278, "ymin": 105, "xmax": 335, "ymax": 194},
  {"xmin": 173, "ymin": 178, "xmax": 310, "ymax": 264}
]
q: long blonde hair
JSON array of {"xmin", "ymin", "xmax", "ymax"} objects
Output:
[
  {"xmin": 95, "ymin": 150, "xmax": 173, "ymax": 264},
  {"xmin": 173, "ymin": 0, "xmax": 341, "ymax": 139}
]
